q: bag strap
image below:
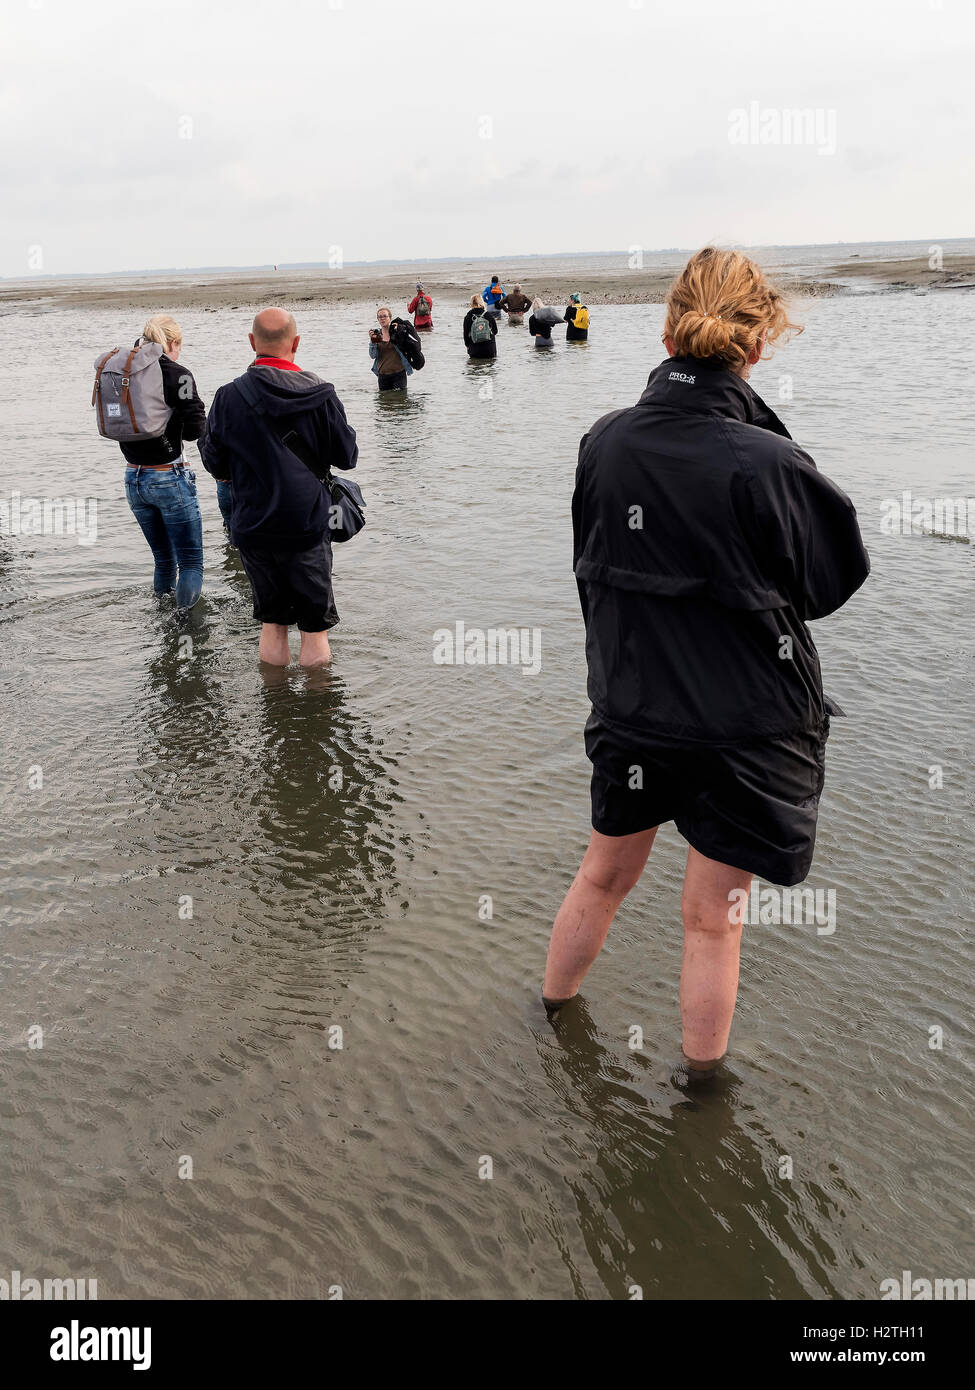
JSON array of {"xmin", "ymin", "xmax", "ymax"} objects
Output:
[
  {"xmin": 92, "ymin": 347, "xmax": 118, "ymax": 433},
  {"xmin": 232, "ymin": 373, "xmax": 333, "ymax": 486},
  {"xmin": 232, "ymin": 370, "xmax": 264, "ymax": 414},
  {"xmin": 119, "ymin": 345, "xmax": 142, "ymax": 434}
]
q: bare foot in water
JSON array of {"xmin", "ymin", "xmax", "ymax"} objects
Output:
[
  {"xmin": 298, "ymin": 629, "xmax": 331, "ymax": 668},
  {"xmin": 258, "ymin": 622, "xmax": 290, "ymax": 666}
]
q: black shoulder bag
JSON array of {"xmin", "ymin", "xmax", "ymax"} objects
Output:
[{"xmin": 232, "ymin": 372, "xmax": 365, "ymax": 542}]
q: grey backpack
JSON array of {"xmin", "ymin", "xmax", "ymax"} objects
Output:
[{"xmin": 92, "ymin": 342, "xmax": 173, "ymax": 441}]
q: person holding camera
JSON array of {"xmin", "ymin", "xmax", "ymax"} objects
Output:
[{"xmin": 368, "ymin": 305, "xmax": 417, "ymax": 392}]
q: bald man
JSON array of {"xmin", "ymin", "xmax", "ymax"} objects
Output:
[{"xmin": 203, "ymin": 307, "xmax": 358, "ymax": 667}]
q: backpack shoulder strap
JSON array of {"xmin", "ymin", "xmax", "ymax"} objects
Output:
[{"xmin": 119, "ymin": 346, "xmax": 142, "ymax": 434}]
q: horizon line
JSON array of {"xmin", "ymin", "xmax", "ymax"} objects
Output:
[{"xmin": 3, "ymin": 235, "xmax": 970, "ymax": 285}]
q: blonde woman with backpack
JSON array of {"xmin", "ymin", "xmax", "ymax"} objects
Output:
[
  {"xmin": 105, "ymin": 314, "xmax": 207, "ymax": 610},
  {"xmin": 463, "ymin": 294, "xmax": 498, "ymax": 360}
]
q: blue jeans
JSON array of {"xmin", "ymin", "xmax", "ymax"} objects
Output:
[
  {"xmin": 216, "ymin": 478, "xmax": 234, "ymax": 530},
  {"xmin": 125, "ymin": 463, "xmax": 204, "ymax": 609}
]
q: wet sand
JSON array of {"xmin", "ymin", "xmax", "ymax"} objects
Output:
[
  {"xmin": 818, "ymin": 254, "xmax": 975, "ymax": 291},
  {"xmin": 2, "ymin": 253, "xmax": 973, "ymax": 313}
]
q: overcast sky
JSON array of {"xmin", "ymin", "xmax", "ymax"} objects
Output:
[{"xmin": 2, "ymin": 0, "xmax": 972, "ymax": 277}]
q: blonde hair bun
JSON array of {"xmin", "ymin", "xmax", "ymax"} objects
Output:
[{"xmin": 664, "ymin": 248, "xmax": 801, "ymax": 370}]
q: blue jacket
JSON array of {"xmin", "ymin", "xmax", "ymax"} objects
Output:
[
  {"xmin": 203, "ymin": 363, "xmax": 357, "ymax": 552},
  {"xmin": 482, "ymin": 282, "xmax": 505, "ymax": 307}
]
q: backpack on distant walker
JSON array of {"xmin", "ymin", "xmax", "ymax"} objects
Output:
[
  {"xmin": 470, "ymin": 313, "xmax": 493, "ymax": 344},
  {"xmin": 92, "ymin": 342, "xmax": 172, "ymax": 441},
  {"xmin": 573, "ymin": 305, "xmax": 590, "ymax": 330},
  {"xmin": 416, "ymin": 294, "xmax": 432, "ymax": 317}
]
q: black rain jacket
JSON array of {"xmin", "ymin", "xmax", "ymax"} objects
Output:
[
  {"xmin": 463, "ymin": 306, "xmax": 498, "ymax": 358},
  {"xmin": 203, "ymin": 364, "xmax": 357, "ymax": 552},
  {"xmin": 572, "ymin": 356, "xmax": 870, "ymax": 743}
]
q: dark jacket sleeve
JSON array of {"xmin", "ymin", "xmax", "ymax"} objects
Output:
[
  {"xmin": 324, "ymin": 395, "xmax": 358, "ymax": 473},
  {"xmin": 490, "ymin": 315, "xmax": 498, "ymax": 337},
  {"xmin": 200, "ymin": 386, "xmax": 229, "ymax": 480},
  {"xmin": 463, "ymin": 310, "xmax": 473, "ymax": 348},
  {"xmin": 564, "ymin": 306, "xmax": 575, "ymax": 324},
  {"xmin": 571, "ymin": 434, "xmax": 591, "ymax": 625},
  {"xmin": 755, "ymin": 446, "xmax": 870, "ymax": 621},
  {"xmin": 160, "ymin": 357, "xmax": 206, "ymax": 441}
]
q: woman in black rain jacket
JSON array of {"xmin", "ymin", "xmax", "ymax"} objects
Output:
[
  {"xmin": 542, "ymin": 248, "xmax": 870, "ymax": 1080},
  {"xmin": 463, "ymin": 295, "xmax": 499, "ymax": 360}
]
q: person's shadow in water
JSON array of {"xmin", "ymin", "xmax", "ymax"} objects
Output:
[{"xmin": 533, "ymin": 997, "xmax": 852, "ymax": 1300}]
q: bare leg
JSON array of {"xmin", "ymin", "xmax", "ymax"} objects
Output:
[
  {"xmin": 680, "ymin": 846, "xmax": 753, "ymax": 1063},
  {"xmin": 298, "ymin": 628, "xmax": 332, "ymax": 668},
  {"xmin": 258, "ymin": 622, "xmax": 291, "ymax": 666},
  {"xmin": 543, "ymin": 828, "xmax": 657, "ymax": 1002}
]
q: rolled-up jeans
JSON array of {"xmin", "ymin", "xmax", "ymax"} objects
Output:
[{"xmin": 124, "ymin": 461, "xmax": 204, "ymax": 609}]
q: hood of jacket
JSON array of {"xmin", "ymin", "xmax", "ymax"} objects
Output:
[{"xmin": 245, "ymin": 364, "xmax": 338, "ymax": 419}]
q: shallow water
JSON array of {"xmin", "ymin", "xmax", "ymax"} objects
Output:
[{"xmin": 1, "ymin": 287, "xmax": 973, "ymax": 1299}]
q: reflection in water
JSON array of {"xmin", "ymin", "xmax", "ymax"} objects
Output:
[
  {"xmin": 536, "ymin": 999, "xmax": 849, "ymax": 1299},
  {"xmin": 137, "ymin": 618, "xmax": 406, "ymax": 946},
  {"xmin": 373, "ymin": 387, "xmax": 427, "ymax": 462},
  {"xmin": 375, "ymin": 387, "xmax": 413, "ymax": 412},
  {"xmin": 463, "ymin": 360, "xmax": 497, "ymax": 380}
]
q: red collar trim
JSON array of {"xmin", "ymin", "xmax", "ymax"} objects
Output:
[{"xmin": 255, "ymin": 355, "xmax": 301, "ymax": 372}]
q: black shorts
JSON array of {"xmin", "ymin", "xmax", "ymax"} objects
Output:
[
  {"xmin": 237, "ymin": 539, "xmax": 339, "ymax": 632},
  {"xmin": 585, "ymin": 714, "xmax": 829, "ymax": 887}
]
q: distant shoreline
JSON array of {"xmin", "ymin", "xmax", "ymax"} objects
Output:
[{"xmin": 2, "ymin": 254, "xmax": 973, "ymax": 314}]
